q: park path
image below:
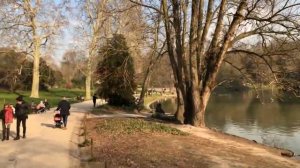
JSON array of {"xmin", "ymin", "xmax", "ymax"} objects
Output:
[{"xmin": 0, "ymin": 100, "xmax": 95, "ymax": 168}]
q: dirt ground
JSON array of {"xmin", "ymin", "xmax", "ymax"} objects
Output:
[
  {"xmin": 84, "ymin": 117, "xmax": 300, "ymax": 168},
  {"xmin": 0, "ymin": 100, "xmax": 96, "ymax": 168}
]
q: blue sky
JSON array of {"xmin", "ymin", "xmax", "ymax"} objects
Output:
[{"xmin": 51, "ymin": 0, "xmax": 79, "ymax": 64}]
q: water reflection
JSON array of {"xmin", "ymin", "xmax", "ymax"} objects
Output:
[{"xmin": 157, "ymin": 92, "xmax": 300, "ymax": 154}]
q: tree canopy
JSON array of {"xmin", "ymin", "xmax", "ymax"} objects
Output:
[{"xmin": 0, "ymin": 48, "xmax": 60, "ymax": 91}]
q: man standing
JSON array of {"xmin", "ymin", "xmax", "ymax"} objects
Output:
[
  {"xmin": 56, "ymin": 97, "xmax": 71, "ymax": 130},
  {"xmin": 92, "ymin": 94, "xmax": 97, "ymax": 108},
  {"xmin": 14, "ymin": 96, "xmax": 29, "ymax": 140}
]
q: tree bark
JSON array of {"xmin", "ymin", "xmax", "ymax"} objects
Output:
[
  {"xmin": 30, "ymin": 47, "xmax": 40, "ymax": 98},
  {"xmin": 85, "ymin": 59, "xmax": 92, "ymax": 100},
  {"xmin": 183, "ymin": 85, "xmax": 193, "ymax": 124},
  {"xmin": 30, "ymin": 14, "xmax": 41, "ymax": 98},
  {"xmin": 175, "ymin": 87, "xmax": 184, "ymax": 123},
  {"xmin": 184, "ymin": 0, "xmax": 202, "ymax": 125},
  {"xmin": 197, "ymin": 90, "xmax": 211, "ymax": 127},
  {"xmin": 194, "ymin": 0, "xmax": 247, "ymax": 126},
  {"xmin": 138, "ymin": 65, "xmax": 153, "ymax": 108}
]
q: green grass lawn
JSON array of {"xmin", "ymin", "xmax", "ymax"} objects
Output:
[
  {"xmin": 0, "ymin": 88, "xmax": 85, "ymax": 109},
  {"xmin": 143, "ymin": 93, "xmax": 176, "ymax": 107}
]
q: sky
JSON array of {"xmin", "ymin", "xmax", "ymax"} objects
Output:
[
  {"xmin": 51, "ymin": 0, "xmax": 79, "ymax": 64},
  {"xmin": 2, "ymin": 0, "xmax": 300, "ymax": 65}
]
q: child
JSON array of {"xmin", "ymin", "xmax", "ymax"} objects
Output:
[{"xmin": 2, "ymin": 104, "xmax": 14, "ymax": 141}]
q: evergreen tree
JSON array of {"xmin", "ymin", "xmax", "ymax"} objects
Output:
[{"xmin": 96, "ymin": 34, "xmax": 136, "ymax": 106}]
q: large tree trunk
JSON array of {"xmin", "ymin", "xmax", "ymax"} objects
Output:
[
  {"xmin": 186, "ymin": 0, "xmax": 202, "ymax": 126},
  {"xmin": 85, "ymin": 60, "xmax": 92, "ymax": 100},
  {"xmin": 197, "ymin": 89, "xmax": 211, "ymax": 127},
  {"xmin": 191, "ymin": 0, "xmax": 247, "ymax": 126},
  {"xmin": 162, "ymin": 0, "xmax": 246, "ymax": 127},
  {"xmin": 175, "ymin": 87, "xmax": 184, "ymax": 123},
  {"xmin": 30, "ymin": 37, "xmax": 41, "ymax": 98},
  {"xmin": 183, "ymin": 85, "xmax": 192, "ymax": 124},
  {"xmin": 29, "ymin": 2, "xmax": 40, "ymax": 98}
]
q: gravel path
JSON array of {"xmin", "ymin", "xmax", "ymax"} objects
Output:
[{"xmin": 0, "ymin": 100, "xmax": 94, "ymax": 168}]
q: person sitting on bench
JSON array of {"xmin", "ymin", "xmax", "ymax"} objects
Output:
[{"xmin": 36, "ymin": 101, "xmax": 46, "ymax": 113}]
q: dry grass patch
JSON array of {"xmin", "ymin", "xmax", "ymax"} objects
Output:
[{"xmin": 84, "ymin": 118, "xmax": 299, "ymax": 168}]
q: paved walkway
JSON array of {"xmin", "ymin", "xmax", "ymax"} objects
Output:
[{"xmin": 0, "ymin": 100, "xmax": 94, "ymax": 168}]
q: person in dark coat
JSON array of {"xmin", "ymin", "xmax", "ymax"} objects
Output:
[
  {"xmin": 1, "ymin": 105, "xmax": 5, "ymax": 141},
  {"xmin": 92, "ymin": 94, "xmax": 97, "ymax": 108},
  {"xmin": 56, "ymin": 97, "xmax": 71, "ymax": 129},
  {"xmin": 155, "ymin": 103, "xmax": 165, "ymax": 114},
  {"xmin": 14, "ymin": 96, "xmax": 29, "ymax": 140}
]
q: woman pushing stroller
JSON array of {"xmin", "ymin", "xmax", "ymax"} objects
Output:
[{"xmin": 55, "ymin": 97, "xmax": 71, "ymax": 130}]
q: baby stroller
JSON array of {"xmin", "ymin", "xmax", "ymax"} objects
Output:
[
  {"xmin": 54, "ymin": 111, "xmax": 63, "ymax": 128},
  {"xmin": 36, "ymin": 107, "xmax": 46, "ymax": 113}
]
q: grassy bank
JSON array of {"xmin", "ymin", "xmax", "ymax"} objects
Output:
[
  {"xmin": 143, "ymin": 94, "xmax": 176, "ymax": 110},
  {"xmin": 81, "ymin": 115, "xmax": 300, "ymax": 167},
  {"xmin": 0, "ymin": 88, "xmax": 85, "ymax": 108}
]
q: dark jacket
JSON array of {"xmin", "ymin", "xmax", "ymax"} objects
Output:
[
  {"xmin": 15, "ymin": 101, "xmax": 29, "ymax": 119},
  {"xmin": 56, "ymin": 100, "xmax": 71, "ymax": 115},
  {"xmin": 0, "ymin": 109, "xmax": 4, "ymax": 120},
  {"xmin": 93, "ymin": 95, "xmax": 97, "ymax": 102}
]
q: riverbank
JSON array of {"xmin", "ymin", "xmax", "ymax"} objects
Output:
[
  {"xmin": 150, "ymin": 92, "xmax": 300, "ymax": 155},
  {"xmin": 81, "ymin": 105, "xmax": 300, "ymax": 167}
]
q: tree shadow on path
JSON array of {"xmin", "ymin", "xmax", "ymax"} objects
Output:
[{"xmin": 41, "ymin": 123, "xmax": 56, "ymax": 128}]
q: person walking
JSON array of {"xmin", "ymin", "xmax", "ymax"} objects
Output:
[
  {"xmin": 92, "ymin": 94, "xmax": 97, "ymax": 108},
  {"xmin": 56, "ymin": 97, "xmax": 71, "ymax": 130},
  {"xmin": 1, "ymin": 104, "xmax": 14, "ymax": 141},
  {"xmin": 14, "ymin": 96, "xmax": 29, "ymax": 140}
]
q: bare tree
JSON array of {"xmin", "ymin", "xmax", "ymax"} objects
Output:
[
  {"xmin": 60, "ymin": 50, "xmax": 86, "ymax": 88},
  {"xmin": 73, "ymin": 0, "xmax": 147, "ymax": 100},
  {"xmin": 130, "ymin": 0, "xmax": 300, "ymax": 126},
  {"xmin": 72, "ymin": 0, "xmax": 110, "ymax": 100},
  {"xmin": 0, "ymin": 0, "xmax": 65, "ymax": 98},
  {"xmin": 137, "ymin": 8, "xmax": 167, "ymax": 108}
]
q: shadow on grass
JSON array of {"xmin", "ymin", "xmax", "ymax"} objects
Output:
[
  {"xmin": 91, "ymin": 104, "xmax": 136, "ymax": 115},
  {"xmin": 91, "ymin": 104, "xmax": 183, "ymax": 126}
]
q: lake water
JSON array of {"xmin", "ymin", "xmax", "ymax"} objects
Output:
[{"xmin": 155, "ymin": 92, "xmax": 300, "ymax": 154}]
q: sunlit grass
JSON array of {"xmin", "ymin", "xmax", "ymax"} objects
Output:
[
  {"xmin": 95, "ymin": 118, "xmax": 188, "ymax": 136},
  {"xmin": 143, "ymin": 94, "xmax": 163, "ymax": 105},
  {"xmin": 0, "ymin": 88, "xmax": 85, "ymax": 108}
]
